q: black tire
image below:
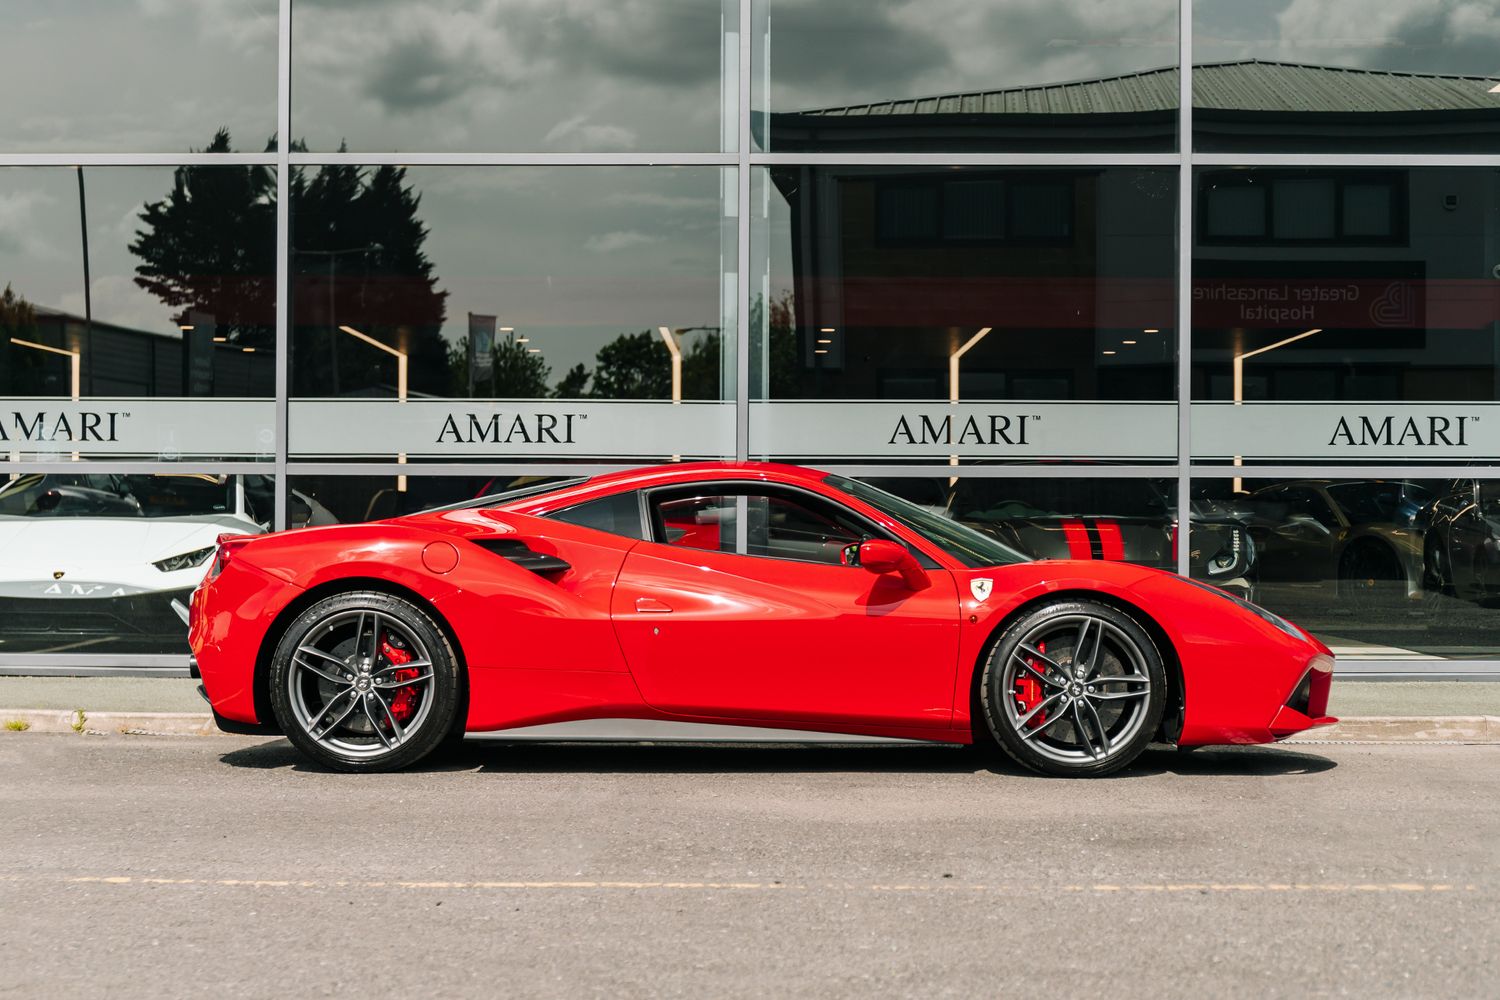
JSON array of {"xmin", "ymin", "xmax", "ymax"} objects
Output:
[
  {"xmin": 270, "ymin": 590, "xmax": 463, "ymax": 773},
  {"xmin": 980, "ymin": 599, "xmax": 1166, "ymax": 778},
  {"xmin": 1339, "ymin": 542, "xmax": 1406, "ymax": 611}
]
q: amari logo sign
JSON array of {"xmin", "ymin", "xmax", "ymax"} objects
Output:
[
  {"xmin": 888, "ymin": 413, "xmax": 1033, "ymax": 446},
  {"xmin": 435, "ymin": 411, "xmax": 586, "ymax": 445},
  {"xmin": 0, "ymin": 410, "xmax": 126, "ymax": 443},
  {"xmin": 1328, "ymin": 414, "xmax": 1472, "ymax": 448}
]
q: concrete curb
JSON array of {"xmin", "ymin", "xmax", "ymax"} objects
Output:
[
  {"xmin": 1, "ymin": 710, "xmax": 219, "ymax": 737},
  {"xmin": 1286, "ymin": 716, "xmax": 1500, "ymax": 744},
  {"xmin": 1, "ymin": 710, "xmax": 1498, "ymax": 743}
]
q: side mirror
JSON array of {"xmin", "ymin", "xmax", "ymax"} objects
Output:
[{"xmin": 845, "ymin": 539, "xmax": 931, "ymax": 591}]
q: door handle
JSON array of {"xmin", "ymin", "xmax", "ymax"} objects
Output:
[{"xmin": 634, "ymin": 597, "xmax": 673, "ymax": 613}]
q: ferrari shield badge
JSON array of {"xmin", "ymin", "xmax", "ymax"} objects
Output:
[{"xmin": 970, "ymin": 578, "xmax": 993, "ymax": 602}]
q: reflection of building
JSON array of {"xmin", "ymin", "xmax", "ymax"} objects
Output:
[
  {"xmin": 6, "ymin": 307, "xmax": 272, "ymax": 397},
  {"xmin": 770, "ymin": 61, "xmax": 1500, "ymax": 153},
  {"xmin": 767, "ymin": 165, "xmax": 1176, "ymax": 400}
]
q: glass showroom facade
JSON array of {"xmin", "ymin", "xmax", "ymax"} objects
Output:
[{"xmin": 2, "ymin": 1, "xmax": 1499, "ymax": 674}]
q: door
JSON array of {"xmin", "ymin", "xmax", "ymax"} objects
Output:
[{"xmin": 611, "ymin": 483, "xmax": 961, "ymax": 729}]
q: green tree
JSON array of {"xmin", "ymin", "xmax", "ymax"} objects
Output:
[{"xmin": 553, "ymin": 363, "xmax": 591, "ymax": 399}]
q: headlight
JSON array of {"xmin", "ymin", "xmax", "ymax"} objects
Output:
[
  {"xmin": 152, "ymin": 546, "xmax": 216, "ymax": 573},
  {"xmin": 1179, "ymin": 575, "xmax": 1305, "ymax": 641}
]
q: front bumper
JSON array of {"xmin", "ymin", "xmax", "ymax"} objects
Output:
[{"xmin": 1269, "ymin": 653, "xmax": 1338, "ymax": 739}]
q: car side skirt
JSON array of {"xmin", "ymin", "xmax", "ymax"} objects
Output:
[{"xmin": 465, "ymin": 718, "xmax": 957, "ymax": 744}]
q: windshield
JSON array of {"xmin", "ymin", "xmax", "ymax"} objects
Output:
[
  {"xmin": 826, "ymin": 475, "xmax": 1031, "ymax": 568},
  {"xmin": 0, "ymin": 474, "xmax": 236, "ymax": 519}
]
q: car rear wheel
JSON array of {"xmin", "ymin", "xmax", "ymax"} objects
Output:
[
  {"xmin": 980, "ymin": 600, "xmax": 1166, "ymax": 777},
  {"xmin": 270, "ymin": 591, "xmax": 462, "ymax": 772}
]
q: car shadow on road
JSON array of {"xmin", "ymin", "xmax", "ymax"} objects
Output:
[{"xmin": 219, "ymin": 739, "xmax": 1337, "ymax": 778}]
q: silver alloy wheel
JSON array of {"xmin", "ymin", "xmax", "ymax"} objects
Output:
[
  {"xmin": 999, "ymin": 612, "xmax": 1153, "ymax": 766},
  {"xmin": 286, "ymin": 608, "xmax": 436, "ymax": 759}
]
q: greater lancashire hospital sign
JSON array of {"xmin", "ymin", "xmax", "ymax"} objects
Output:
[{"xmin": 5, "ymin": 398, "xmax": 1499, "ymax": 463}]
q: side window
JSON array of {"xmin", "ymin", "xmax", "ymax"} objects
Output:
[
  {"xmin": 549, "ymin": 492, "xmax": 646, "ymax": 540},
  {"xmin": 650, "ymin": 487, "xmax": 869, "ymax": 566}
]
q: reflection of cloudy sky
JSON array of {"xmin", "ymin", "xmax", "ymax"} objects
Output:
[
  {"xmin": 762, "ymin": 0, "xmax": 1177, "ymax": 112},
  {"xmin": 0, "ymin": 1, "xmax": 277, "ymax": 152},
  {"xmin": 391, "ymin": 166, "xmax": 731, "ymax": 376},
  {"xmin": 2, "ymin": 1, "xmax": 1495, "ymax": 156},
  {"xmin": 1198, "ymin": 0, "xmax": 1500, "ymax": 77},
  {"xmin": 0, "ymin": 168, "xmax": 209, "ymax": 335},
  {"xmin": 293, "ymin": 0, "xmax": 734, "ymax": 152}
]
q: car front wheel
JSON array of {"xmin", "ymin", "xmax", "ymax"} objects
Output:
[
  {"xmin": 980, "ymin": 600, "xmax": 1166, "ymax": 777},
  {"xmin": 270, "ymin": 591, "xmax": 462, "ymax": 772}
]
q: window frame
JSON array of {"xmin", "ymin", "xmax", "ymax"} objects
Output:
[{"xmin": 1197, "ymin": 170, "xmax": 1408, "ymax": 248}]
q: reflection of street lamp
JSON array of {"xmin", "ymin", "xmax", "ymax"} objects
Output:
[
  {"xmin": 946, "ymin": 327, "xmax": 993, "ymax": 480},
  {"xmin": 294, "ymin": 244, "xmax": 383, "ymax": 397},
  {"xmin": 339, "ymin": 325, "xmax": 408, "ymax": 492},
  {"xmin": 948, "ymin": 327, "xmax": 992, "ymax": 404},
  {"xmin": 1231, "ymin": 327, "xmax": 1321, "ymax": 490},
  {"xmin": 10, "ymin": 337, "xmax": 80, "ymax": 400},
  {"xmin": 658, "ymin": 326, "xmax": 683, "ymax": 403},
  {"xmin": 9, "ymin": 337, "xmax": 81, "ymax": 462}
]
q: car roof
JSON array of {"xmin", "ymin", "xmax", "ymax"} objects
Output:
[{"xmin": 500, "ymin": 462, "xmax": 832, "ymax": 513}]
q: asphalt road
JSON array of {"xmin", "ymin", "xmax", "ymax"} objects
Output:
[{"xmin": 2, "ymin": 735, "xmax": 1497, "ymax": 999}]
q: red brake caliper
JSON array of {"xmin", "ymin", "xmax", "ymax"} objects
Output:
[
  {"xmin": 1014, "ymin": 640, "xmax": 1047, "ymax": 728},
  {"xmin": 379, "ymin": 634, "xmax": 421, "ymax": 724}
]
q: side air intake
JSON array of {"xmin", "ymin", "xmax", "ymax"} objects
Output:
[{"xmin": 470, "ymin": 538, "xmax": 571, "ymax": 575}]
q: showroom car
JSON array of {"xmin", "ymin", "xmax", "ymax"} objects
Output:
[
  {"xmin": 0, "ymin": 473, "xmax": 331, "ymax": 654},
  {"xmin": 189, "ymin": 462, "xmax": 1336, "ymax": 776}
]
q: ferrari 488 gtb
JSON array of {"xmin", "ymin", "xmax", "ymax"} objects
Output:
[{"xmin": 189, "ymin": 463, "xmax": 1336, "ymax": 776}]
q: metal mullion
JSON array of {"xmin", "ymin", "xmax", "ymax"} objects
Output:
[
  {"xmin": 735, "ymin": 0, "xmax": 752, "ymax": 461},
  {"xmin": 0, "ymin": 153, "xmax": 276, "ymax": 166},
  {"xmin": 1195, "ymin": 152, "xmax": 1500, "ymax": 168},
  {"xmin": 1188, "ymin": 464, "xmax": 1500, "ymax": 480},
  {"xmin": 1176, "ymin": 0, "xmax": 1193, "ymax": 578},
  {"xmin": 272, "ymin": 0, "xmax": 292, "ymax": 532},
  {"xmin": 749, "ymin": 152, "xmax": 1181, "ymax": 167},
  {"xmin": 0, "ymin": 655, "xmax": 191, "ymax": 673},
  {"xmin": 285, "ymin": 151, "xmax": 737, "ymax": 167},
  {"xmin": 6, "ymin": 461, "xmax": 276, "ymax": 474}
]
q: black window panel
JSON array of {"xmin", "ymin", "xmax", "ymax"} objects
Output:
[{"xmin": 550, "ymin": 493, "xmax": 646, "ymax": 540}]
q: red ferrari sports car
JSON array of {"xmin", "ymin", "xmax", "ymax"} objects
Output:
[{"xmin": 189, "ymin": 463, "xmax": 1336, "ymax": 776}]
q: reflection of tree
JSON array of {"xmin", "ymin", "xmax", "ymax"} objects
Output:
[
  {"xmin": 130, "ymin": 130, "xmax": 276, "ymax": 350},
  {"xmin": 553, "ymin": 363, "xmax": 590, "ymax": 399},
  {"xmin": 290, "ymin": 148, "xmax": 449, "ymax": 397},
  {"xmin": 585, "ymin": 329, "xmax": 722, "ymax": 400},
  {"xmin": 129, "ymin": 131, "xmax": 450, "ymax": 397},
  {"xmin": 0, "ymin": 284, "xmax": 44, "ymax": 394},
  {"xmin": 755, "ymin": 290, "xmax": 800, "ymax": 398},
  {"xmin": 448, "ymin": 332, "xmax": 551, "ymax": 397}
]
